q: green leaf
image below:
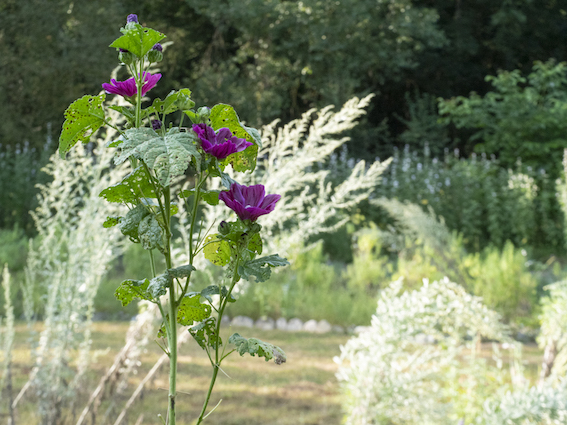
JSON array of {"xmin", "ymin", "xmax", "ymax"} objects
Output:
[
  {"xmin": 200, "ymin": 285, "xmax": 236, "ymax": 303},
  {"xmin": 249, "ymin": 233, "xmax": 263, "ymax": 255},
  {"xmin": 177, "ymin": 294, "xmax": 211, "ymax": 326},
  {"xmin": 109, "ymin": 23, "xmax": 166, "ymax": 58},
  {"xmin": 203, "ymin": 234, "xmax": 233, "ymax": 266},
  {"xmin": 121, "ymin": 128, "xmax": 200, "ymax": 186},
  {"xmin": 138, "ymin": 215, "xmax": 164, "ymax": 252},
  {"xmin": 103, "ymin": 216, "xmax": 121, "ymax": 228},
  {"xmin": 59, "ymin": 94, "xmax": 106, "ymax": 158},
  {"xmin": 189, "ymin": 317, "xmax": 221, "ymax": 350},
  {"xmin": 115, "ymin": 279, "xmax": 150, "ymax": 306},
  {"xmin": 146, "ymin": 89, "xmax": 195, "ymax": 116},
  {"xmin": 118, "ymin": 204, "xmax": 149, "ymax": 239},
  {"xmin": 167, "ymin": 264, "xmax": 196, "ymax": 279},
  {"xmin": 148, "ymin": 274, "xmax": 169, "ymax": 299},
  {"xmin": 238, "ymin": 254, "xmax": 289, "ymax": 283},
  {"xmin": 228, "ymin": 333, "xmax": 287, "ymax": 365},
  {"xmin": 180, "ymin": 188, "xmax": 221, "ymax": 206},
  {"xmin": 210, "ymin": 104, "xmax": 259, "ymax": 172},
  {"xmin": 99, "ymin": 166, "xmax": 158, "ymax": 204},
  {"xmin": 113, "ymin": 127, "xmax": 161, "ymax": 165}
]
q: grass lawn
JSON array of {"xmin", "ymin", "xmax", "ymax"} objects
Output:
[{"xmin": 9, "ymin": 322, "xmax": 350, "ymax": 425}]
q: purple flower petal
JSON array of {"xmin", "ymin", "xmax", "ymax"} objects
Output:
[
  {"xmin": 219, "ymin": 183, "xmax": 280, "ymax": 222},
  {"xmin": 192, "ymin": 124, "xmax": 253, "ymax": 160},
  {"xmin": 127, "ymin": 14, "xmax": 138, "ymax": 23},
  {"xmin": 101, "ymin": 72, "xmax": 161, "ymax": 98}
]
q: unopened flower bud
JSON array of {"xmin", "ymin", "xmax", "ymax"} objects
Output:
[
  {"xmin": 249, "ymin": 223, "xmax": 262, "ymax": 234},
  {"xmin": 197, "ymin": 106, "xmax": 211, "ymax": 121},
  {"xmin": 152, "ymin": 120, "xmax": 162, "ymax": 131},
  {"xmin": 218, "ymin": 221, "xmax": 231, "ymax": 235},
  {"xmin": 148, "ymin": 43, "xmax": 163, "ymax": 63},
  {"xmin": 118, "ymin": 49, "xmax": 135, "ymax": 65},
  {"xmin": 127, "ymin": 14, "xmax": 138, "ymax": 23},
  {"xmin": 176, "ymin": 93, "xmax": 195, "ymax": 111}
]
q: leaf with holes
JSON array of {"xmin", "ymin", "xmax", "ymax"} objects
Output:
[
  {"xmin": 59, "ymin": 94, "xmax": 105, "ymax": 158},
  {"xmin": 115, "ymin": 279, "xmax": 150, "ymax": 306},
  {"xmin": 110, "ymin": 23, "xmax": 165, "ymax": 58},
  {"xmin": 249, "ymin": 233, "xmax": 263, "ymax": 255},
  {"xmin": 238, "ymin": 254, "xmax": 289, "ymax": 283},
  {"xmin": 100, "ymin": 166, "xmax": 158, "ymax": 204},
  {"xmin": 229, "ymin": 333, "xmax": 286, "ymax": 365},
  {"xmin": 203, "ymin": 234, "xmax": 232, "ymax": 267},
  {"xmin": 177, "ymin": 294, "xmax": 211, "ymax": 326},
  {"xmin": 189, "ymin": 317, "xmax": 221, "ymax": 350},
  {"xmin": 210, "ymin": 104, "xmax": 259, "ymax": 172},
  {"xmin": 103, "ymin": 216, "xmax": 121, "ymax": 228},
  {"xmin": 138, "ymin": 215, "xmax": 164, "ymax": 252}
]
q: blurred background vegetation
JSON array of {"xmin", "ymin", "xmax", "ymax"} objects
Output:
[{"xmin": 2, "ymin": 0, "xmax": 567, "ymax": 330}]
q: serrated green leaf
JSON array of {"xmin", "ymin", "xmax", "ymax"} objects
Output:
[
  {"xmin": 146, "ymin": 89, "xmax": 195, "ymax": 116},
  {"xmin": 210, "ymin": 104, "xmax": 259, "ymax": 172},
  {"xmin": 110, "ymin": 23, "xmax": 165, "ymax": 58},
  {"xmin": 138, "ymin": 215, "xmax": 164, "ymax": 252},
  {"xmin": 177, "ymin": 294, "xmax": 211, "ymax": 326},
  {"xmin": 148, "ymin": 274, "xmax": 169, "ymax": 298},
  {"xmin": 228, "ymin": 333, "xmax": 286, "ymax": 365},
  {"xmin": 103, "ymin": 216, "xmax": 121, "ymax": 228},
  {"xmin": 118, "ymin": 204, "xmax": 149, "ymax": 239},
  {"xmin": 113, "ymin": 128, "xmax": 161, "ymax": 165},
  {"xmin": 200, "ymin": 285, "xmax": 236, "ymax": 303},
  {"xmin": 203, "ymin": 234, "xmax": 233, "ymax": 266},
  {"xmin": 168, "ymin": 264, "xmax": 196, "ymax": 279},
  {"xmin": 115, "ymin": 279, "xmax": 150, "ymax": 306},
  {"xmin": 59, "ymin": 94, "xmax": 106, "ymax": 158},
  {"xmin": 99, "ymin": 166, "xmax": 158, "ymax": 204},
  {"xmin": 238, "ymin": 254, "xmax": 289, "ymax": 283}
]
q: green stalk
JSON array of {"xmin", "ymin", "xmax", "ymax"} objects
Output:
[
  {"xmin": 195, "ymin": 253, "xmax": 242, "ymax": 425},
  {"xmin": 163, "ymin": 186, "xmax": 177, "ymax": 425}
]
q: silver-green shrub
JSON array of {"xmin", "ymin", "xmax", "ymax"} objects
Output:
[{"xmin": 336, "ymin": 277, "xmax": 510, "ymax": 425}]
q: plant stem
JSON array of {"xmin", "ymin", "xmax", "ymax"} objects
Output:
[
  {"xmin": 195, "ymin": 253, "xmax": 242, "ymax": 424},
  {"xmin": 163, "ymin": 186, "xmax": 177, "ymax": 425}
]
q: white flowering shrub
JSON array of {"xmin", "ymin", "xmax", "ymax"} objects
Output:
[
  {"xmin": 21, "ymin": 115, "xmax": 126, "ymax": 424},
  {"xmin": 336, "ymin": 277, "xmax": 511, "ymax": 425},
  {"xmin": 480, "ymin": 380, "xmax": 567, "ymax": 425},
  {"xmin": 538, "ymin": 280, "xmax": 567, "ymax": 382}
]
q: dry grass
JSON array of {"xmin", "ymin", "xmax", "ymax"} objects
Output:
[{"xmin": 9, "ymin": 322, "xmax": 349, "ymax": 425}]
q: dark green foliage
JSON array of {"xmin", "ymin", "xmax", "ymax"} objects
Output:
[
  {"xmin": 374, "ymin": 145, "xmax": 564, "ymax": 256},
  {"xmin": 439, "ymin": 60, "xmax": 567, "ymax": 175}
]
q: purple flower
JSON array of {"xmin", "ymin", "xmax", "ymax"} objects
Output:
[
  {"xmin": 127, "ymin": 14, "xmax": 138, "ymax": 23},
  {"xmin": 102, "ymin": 72, "xmax": 162, "ymax": 98},
  {"xmin": 219, "ymin": 183, "xmax": 281, "ymax": 222},
  {"xmin": 192, "ymin": 124, "xmax": 252, "ymax": 160},
  {"xmin": 152, "ymin": 43, "xmax": 163, "ymax": 52},
  {"xmin": 152, "ymin": 119, "xmax": 162, "ymax": 130}
]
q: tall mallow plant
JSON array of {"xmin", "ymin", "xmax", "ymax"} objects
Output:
[{"xmin": 57, "ymin": 14, "xmax": 288, "ymax": 425}]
